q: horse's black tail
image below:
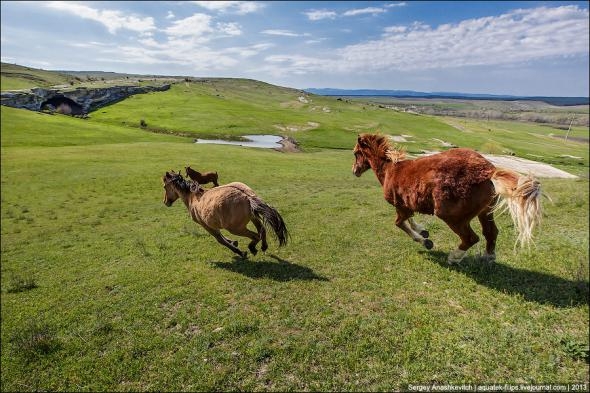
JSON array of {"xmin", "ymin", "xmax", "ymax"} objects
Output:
[{"xmin": 250, "ymin": 198, "xmax": 289, "ymax": 247}]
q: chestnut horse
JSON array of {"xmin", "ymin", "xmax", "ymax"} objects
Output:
[
  {"xmin": 185, "ymin": 166, "xmax": 219, "ymax": 187},
  {"xmin": 163, "ymin": 171, "xmax": 288, "ymax": 258},
  {"xmin": 352, "ymin": 133, "xmax": 542, "ymax": 263}
]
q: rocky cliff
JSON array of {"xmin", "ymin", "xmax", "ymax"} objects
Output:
[{"xmin": 0, "ymin": 84, "xmax": 170, "ymax": 114}]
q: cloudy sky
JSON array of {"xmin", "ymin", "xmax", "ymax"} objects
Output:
[{"xmin": 1, "ymin": 1, "xmax": 588, "ymax": 96}]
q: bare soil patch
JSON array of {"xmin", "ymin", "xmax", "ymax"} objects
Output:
[{"xmin": 481, "ymin": 154, "xmax": 577, "ymax": 178}]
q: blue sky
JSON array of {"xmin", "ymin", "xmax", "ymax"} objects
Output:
[{"xmin": 1, "ymin": 1, "xmax": 588, "ymax": 96}]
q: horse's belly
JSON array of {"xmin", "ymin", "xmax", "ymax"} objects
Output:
[{"xmin": 389, "ymin": 189, "xmax": 435, "ymax": 215}]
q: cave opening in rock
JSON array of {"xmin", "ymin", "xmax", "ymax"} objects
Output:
[{"xmin": 40, "ymin": 96, "xmax": 84, "ymax": 115}]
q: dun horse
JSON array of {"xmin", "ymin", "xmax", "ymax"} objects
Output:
[
  {"xmin": 163, "ymin": 171, "xmax": 288, "ymax": 258},
  {"xmin": 352, "ymin": 133, "xmax": 542, "ymax": 264},
  {"xmin": 185, "ymin": 166, "xmax": 219, "ymax": 187}
]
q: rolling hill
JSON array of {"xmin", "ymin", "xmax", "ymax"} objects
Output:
[{"xmin": 1, "ymin": 63, "xmax": 588, "ymax": 174}]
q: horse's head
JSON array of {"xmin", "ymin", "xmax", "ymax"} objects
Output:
[
  {"xmin": 352, "ymin": 135, "xmax": 371, "ymax": 177},
  {"xmin": 162, "ymin": 170, "xmax": 183, "ymax": 206}
]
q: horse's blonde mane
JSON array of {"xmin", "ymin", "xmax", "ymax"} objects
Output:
[
  {"xmin": 359, "ymin": 133, "xmax": 407, "ymax": 163},
  {"xmin": 386, "ymin": 144, "xmax": 407, "ymax": 163}
]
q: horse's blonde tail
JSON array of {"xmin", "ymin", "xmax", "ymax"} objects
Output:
[{"xmin": 491, "ymin": 169, "xmax": 543, "ymax": 248}]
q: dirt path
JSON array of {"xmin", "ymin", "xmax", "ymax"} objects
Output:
[{"xmin": 481, "ymin": 154, "xmax": 578, "ymax": 178}]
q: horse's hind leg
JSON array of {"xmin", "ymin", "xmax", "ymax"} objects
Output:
[
  {"xmin": 251, "ymin": 217, "xmax": 268, "ymax": 252},
  {"xmin": 221, "ymin": 234, "xmax": 238, "ymax": 248},
  {"xmin": 409, "ymin": 217, "xmax": 429, "ymax": 239},
  {"xmin": 395, "ymin": 208, "xmax": 433, "ymax": 249},
  {"xmin": 205, "ymin": 227, "xmax": 247, "ymax": 258},
  {"xmin": 443, "ymin": 219, "xmax": 480, "ymax": 264},
  {"xmin": 228, "ymin": 226, "xmax": 261, "ymax": 255},
  {"xmin": 478, "ymin": 208, "xmax": 498, "ymax": 263}
]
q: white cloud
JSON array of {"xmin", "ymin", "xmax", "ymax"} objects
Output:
[
  {"xmin": 216, "ymin": 22, "xmax": 242, "ymax": 36},
  {"xmin": 191, "ymin": 1, "xmax": 265, "ymax": 14},
  {"xmin": 385, "ymin": 2, "xmax": 407, "ymax": 8},
  {"xmin": 383, "ymin": 26, "xmax": 407, "ymax": 34},
  {"xmin": 1, "ymin": 56, "xmax": 16, "ymax": 63},
  {"xmin": 166, "ymin": 11, "xmax": 175, "ymax": 20},
  {"xmin": 164, "ymin": 13, "xmax": 213, "ymax": 38},
  {"xmin": 304, "ymin": 9, "xmax": 337, "ymax": 21},
  {"xmin": 342, "ymin": 7, "xmax": 387, "ymax": 17},
  {"xmin": 224, "ymin": 43, "xmax": 274, "ymax": 57},
  {"xmin": 261, "ymin": 29, "xmax": 309, "ymax": 37},
  {"xmin": 264, "ymin": 54, "xmax": 336, "ymax": 75},
  {"xmin": 44, "ymin": 1, "xmax": 155, "ymax": 34},
  {"xmin": 277, "ymin": 5, "xmax": 589, "ymax": 75},
  {"xmin": 306, "ymin": 6, "xmax": 390, "ymax": 20}
]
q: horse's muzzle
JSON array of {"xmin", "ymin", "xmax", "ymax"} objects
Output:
[{"xmin": 352, "ymin": 165, "xmax": 364, "ymax": 177}]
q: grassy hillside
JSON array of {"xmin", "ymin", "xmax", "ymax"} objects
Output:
[
  {"xmin": 1, "ymin": 94, "xmax": 588, "ymax": 390},
  {"xmin": 1, "ymin": 62, "xmax": 181, "ymax": 91},
  {"xmin": 2, "ymin": 63, "xmax": 587, "ymax": 176},
  {"xmin": 1, "ymin": 63, "xmax": 77, "ymax": 90},
  {"xmin": 358, "ymin": 96, "xmax": 590, "ymax": 127},
  {"xmin": 85, "ymin": 79, "xmax": 589, "ymax": 176}
]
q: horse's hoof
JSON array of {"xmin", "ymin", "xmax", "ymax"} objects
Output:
[
  {"xmin": 248, "ymin": 246, "xmax": 258, "ymax": 255},
  {"xmin": 447, "ymin": 249, "xmax": 466, "ymax": 264},
  {"xmin": 261, "ymin": 244, "xmax": 268, "ymax": 252},
  {"xmin": 423, "ymin": 239, "xmax": 434, "ymax": 250},
  {"xmin": 482, "ymin": 253, "xmax": 496, "ymax": 264},
  {"xmin": 420, "ymin": 230, "xmax": 430, "ymax": 239}
]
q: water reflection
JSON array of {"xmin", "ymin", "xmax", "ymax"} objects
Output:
[{"xmin": 195, "ymin": 134, "xmax": 282, "ymax": 149}]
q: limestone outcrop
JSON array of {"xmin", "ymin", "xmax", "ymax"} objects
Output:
[{"xmin": 0, "ymin": 84, "xmax": 170, "ymax": 114}]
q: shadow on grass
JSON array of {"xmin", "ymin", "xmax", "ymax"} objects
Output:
[
  {"xmin": 211, "ymin": 254, "xmax": 329, "ymax": 282},
  {"xmin": 421, "ymin": 250, "xmax": 589, "ymax": 308}
]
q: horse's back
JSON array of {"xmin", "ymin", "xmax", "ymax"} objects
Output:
[
  {"xmin": 387, "ymin": 148, "xmax": 496, "ymax": 212},
  {"xmin": 411, "ymin": 148, "xmax": 495, "ymax": 184},
  {"xmin": 195, "ymin": 182, "xmax": 254, "ymax": 228}
]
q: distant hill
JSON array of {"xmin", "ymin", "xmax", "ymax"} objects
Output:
[
  {"xmin": 55, "ymin": 69, "xmax": 186, "ymax": 81},
  {"xmin": 1, "ymin": 62, "xmax": 76, "ymax": 90},
  {"xmin": 304, "ymin": 88, "xmax": 589, "ymax": 106},
  {"xmin": 1, "ymin": 62, "xmax": 186, "ymax": 91}
]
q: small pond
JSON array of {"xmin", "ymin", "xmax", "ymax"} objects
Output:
[{"xmin": 195, "ymin": 134, "xmax": 282, "ymax": 149}]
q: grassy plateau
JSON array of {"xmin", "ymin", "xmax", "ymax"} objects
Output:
[{"xmin": 1, "ymin": 71, "xmax": 589, "ymax": 391}]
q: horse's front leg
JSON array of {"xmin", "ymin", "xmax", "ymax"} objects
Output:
[{"xmin": 395, "ymin": 208, "xmax": 433, "ymax": 250}]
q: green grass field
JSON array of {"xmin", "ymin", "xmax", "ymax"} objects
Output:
[{"xmin": 1, "ymin": 74, "xmax": 589, "ymax": 391}]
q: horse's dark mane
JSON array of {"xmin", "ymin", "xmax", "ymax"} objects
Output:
[{"xmin": 169, "ymin": 173, "xmax": 192, "ymax": 192}]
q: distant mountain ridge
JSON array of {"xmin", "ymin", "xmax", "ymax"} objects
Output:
[{"xmin": 304, "ymin": 88, "xmax": 589, "ymax": 106}]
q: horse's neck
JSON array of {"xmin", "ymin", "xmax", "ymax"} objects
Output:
[
  {"xmin": 175, "ymin": 187, "xmax": 200, "ymax": 211},
  {"xmin": 369, "ymin": 157, "xmax": 391, "ymax": 186}
]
